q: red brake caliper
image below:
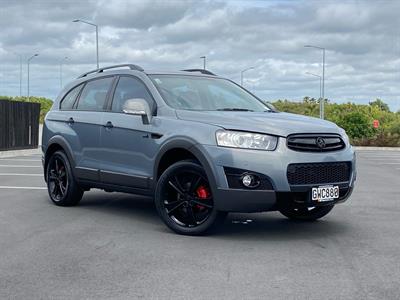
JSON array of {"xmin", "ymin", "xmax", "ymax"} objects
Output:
[{"xmin": 195, "ymin": 185, "xmax": 210, "ymax": 210}]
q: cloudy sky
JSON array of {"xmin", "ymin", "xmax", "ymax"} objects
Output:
[{"xmin": 0, "ymin": 0, "xmax": 399, "ymax": 111}]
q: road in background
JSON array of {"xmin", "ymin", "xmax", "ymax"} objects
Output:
[{"xmin": 0, "ymin": 151, "xmax": 399, "ymax": 299}]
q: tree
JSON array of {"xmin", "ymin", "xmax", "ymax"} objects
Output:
[
  {"xmin": 303, "ymin": 96, "xmax": 317, "ymax": 103},
  {"xmin": 369, "ymin": 98, "xmax": 390, "ymax": 112}
]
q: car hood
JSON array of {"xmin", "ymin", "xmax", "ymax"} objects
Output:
[{"xmin": 176, "ymin": 110, "xmax": 341, "ymax": 137}]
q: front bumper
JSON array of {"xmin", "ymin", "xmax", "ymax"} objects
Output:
[
  {"xmin": 214, "ymin": 184, "xmax": 354, "ymax": 212},
  {"xmin": 199, "ymin": 138, "xmax": 356, "ymax": 212},
  {"xmin": 215, "ymin": 188, "xmax": 277, "ymax": 212}
]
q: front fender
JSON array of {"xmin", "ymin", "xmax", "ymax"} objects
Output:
[{"xmin": 152, "ymin": 139, "xmax": 219, "ymax": 199}]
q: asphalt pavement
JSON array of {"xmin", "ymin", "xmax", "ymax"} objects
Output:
[{"xmin": 0, "ymin": 150, "xmax": 399, "ymax": 299}]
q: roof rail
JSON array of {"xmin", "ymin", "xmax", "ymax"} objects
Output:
[
  {"xmin": 181, "ymin": 69, "xmax": 216, "ymax": 76},
  {"xmin": 77, "ymin": 64, "xmax": 144, "ymax": 78}
]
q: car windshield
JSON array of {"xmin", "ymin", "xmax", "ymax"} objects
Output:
[{"xmin": 149, "ymin": 75, "xmax": 269, "ymax": 112}]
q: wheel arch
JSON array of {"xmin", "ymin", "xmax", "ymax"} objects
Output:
[
  {"xmin": 44, "ymin": 136, "xmax": 76, "ymax": 181},
  {"xmin": 153, "ymin": 139, "xmax": 218, "ymax": 194}
]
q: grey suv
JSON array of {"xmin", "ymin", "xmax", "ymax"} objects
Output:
[{"xmin": 42, "ymin": 64, "xmax": 356, "ymax": 235}]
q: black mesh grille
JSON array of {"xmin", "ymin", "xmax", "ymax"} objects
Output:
[
  {"xmin": 287, "ymin": 134, "xmax": 345, "ymax": 152},
  {"xmin": 287, "ymin": 162, "xmax": 351, "ymax": 185}
]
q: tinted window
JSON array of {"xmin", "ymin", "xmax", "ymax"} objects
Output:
[
  {"xmin": 76, "ymin": 77, "xmax": 114, "ymax": 111},
  {"xmin": 111, "ymin": 76, "xmax": 154, "ymax": 112},
  {"xmin": 60, "ymin": 84, "xmax": 83, "ymax": 110}
]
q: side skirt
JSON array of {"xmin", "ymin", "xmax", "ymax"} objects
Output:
[{"xmin": 78, "ymin": 179, "xmax": 154, "ymax": 196}]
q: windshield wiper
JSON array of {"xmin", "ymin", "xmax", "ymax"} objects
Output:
[{"xmin": 217, "ymin": 108, "xmax": 254, "ymax": 112}]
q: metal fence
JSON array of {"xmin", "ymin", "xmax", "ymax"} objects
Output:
[{"xmin": 0, "ymin": 100, "xmax": 41, "ymax": 151}]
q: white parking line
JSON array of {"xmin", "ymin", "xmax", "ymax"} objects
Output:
[
  {"xmin": 0, "ymin": 165, "xmax": 42, "ymax": 168},
  {"xmin": 358, "ymin": 155, "xmax": 400, "ymax": 157},
  {"xmin": 0, "ymin": 159, "xmax": 41, "ymax": 162},
  {"xmin": 360, "ymin": 159, "xmax": 400, "ymax": 161},
  {"xmin": 0, "ymin": 173, "xmax": 42, "ymax": 176},
  {"xmin": 0, "ymin": 186, "xmax": 46, "ymax": 190},
  {"xmin": 359, "ymin": 155, "xmax": 400, "ymax": 157},
  {"xmin": 363, "ymin": 159, "xmax": 400, "ymax": 162}
]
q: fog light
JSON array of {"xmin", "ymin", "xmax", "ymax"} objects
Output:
[
  {"xmin": 240, "ymin": 173, "xmax": 261, "ymax": 188},
  {"xmin": 242, "ymin": 174, "xmax": 254, "ymax": 187}
]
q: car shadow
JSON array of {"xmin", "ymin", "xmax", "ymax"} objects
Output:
[
  {"xmin": 77, "ymin": 191, "xmax": 350, "ymax": 241},
  {"xmin": 218, "ymin": 213, "xmax": 349, "ymax": 242}
]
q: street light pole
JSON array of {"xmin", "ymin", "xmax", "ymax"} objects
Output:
[
  {"xmin": 60, "ymin": 56, "xmax": 68, "ymax": 89},
  {"xmin": 240, "ymin": 67, "xmax": 255, "ymax": 86},
  {"xmin": 14, "ymin": 53, "xmax": 23, "ymax": 97},
  {"xmin": 95, "ymin": 25, "xmax": 99, "ymax": 69},
  {"xmin": 305, "ymin": 72, "xmax": 322, "ymax": 116},
  {"xmin": 322, "ymin": 48, "xmax": 325, "ymax": 118},
  {"xmin": 27, "ymin": 54, "xmax": 39, "ymax": 102},
  {"xmin": 305, "ymin": 45, "xmax": 326, "ymax": 119},
  {"xmin": 73, "ymin": 19, "xmax": 99, "ymax": 69},
  {"xmin": 200, "ymin": 56, "xmax": 206, "ymax": 70}
]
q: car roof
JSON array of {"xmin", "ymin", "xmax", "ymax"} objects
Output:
[
  {"xmin": 57, "ymin": 66, "xmax": 226, "ymax": 105},
  {"xmin": 145, "ymin": 70, "xmax": 216, "ymax": 76},
  {"xmin": 76, "ymin": 64, "xmax": 219, "ymax": 80}
]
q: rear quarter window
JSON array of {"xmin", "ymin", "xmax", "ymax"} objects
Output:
[{"xmin": 60, "ymin": 84, "xmax": 83, "ymax": 110}]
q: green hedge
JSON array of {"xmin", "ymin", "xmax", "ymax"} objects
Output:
[{"xmin": 272, "ymin": 98, "xmax": 400, "ymax": 147}]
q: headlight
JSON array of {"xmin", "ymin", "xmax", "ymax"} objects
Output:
[
  {"xmin": 216, "ymin": 130, "xmax": 278, "ymax": 151},
  {"xmin": 339, "ymin": 128, "xmax": 350, "ymax": 145}
]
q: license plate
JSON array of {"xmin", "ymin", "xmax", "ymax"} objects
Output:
[{"xmin": 311, "ymin": 185, "xmax": 339, "ymax": 202}]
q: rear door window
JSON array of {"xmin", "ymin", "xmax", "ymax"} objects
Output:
[{"xmin": 76, "ymin": 77, "xmax": 114, "ymax": 111}]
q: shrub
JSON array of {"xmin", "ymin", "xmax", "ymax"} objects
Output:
[
  {"xmin": 335, "ymin": 111, "xmax": 376, "ymax": 140},
  {"xmin": 272, "ymin": 98, "xmax": 400, "ymax": 147}
]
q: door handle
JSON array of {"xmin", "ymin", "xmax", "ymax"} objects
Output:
[
  {"xmin": 104, "ymin": 121, "xmax": 114, "ymax": 129},
  {"xmin": 66, "ymin": 117, "xmax": 74, "ymax": 125}
]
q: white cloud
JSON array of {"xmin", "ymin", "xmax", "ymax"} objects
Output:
[{"xmin": 0, "ymin": 0, "xmax": 399, "ymax": 111}]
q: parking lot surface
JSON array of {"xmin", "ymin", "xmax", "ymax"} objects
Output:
[{"xmin": 0, "ymin": 150, "xmax": 399, "ymax": 299}]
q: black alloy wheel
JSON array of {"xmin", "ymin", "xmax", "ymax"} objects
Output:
[
  {"xmin": 155, "ymin": 160, "xmax": 226, "ymax": 235},
  {"xmin": 46, "ymin": 150, "xmax": 83, "ymax": 206},
  {"xmin": 48, "ymin": 155, "xmax": 68, "ymax": 201}
]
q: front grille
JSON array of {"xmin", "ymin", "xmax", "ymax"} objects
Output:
[
  {"xmin": 287, "ymin": 134, "xmax": 345, "ymax": 152},
  {"xmin": 287, "ymin": 162, "xmax": 351, "ymax": 185}
]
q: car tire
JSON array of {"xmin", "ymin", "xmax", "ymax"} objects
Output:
[
  {"xmin": 279, "ymin": 205, "xmax": 334, "ymax": 221},
  {"xmin": 155, "ymin": 160, "xmax": 227, "ymax": 235},
  {"xmin": 46, "ymin": 150, "xmax": 83, "ymax": 206}
]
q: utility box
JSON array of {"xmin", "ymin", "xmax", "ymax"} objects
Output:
[{"xmin": 0, "ymin": 100, "xmax": 41, "ymax": 150}]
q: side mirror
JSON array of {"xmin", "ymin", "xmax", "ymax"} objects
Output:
[{"xmin": 123, "ymin": 98, "xmax": 151, "ymax": 124}]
